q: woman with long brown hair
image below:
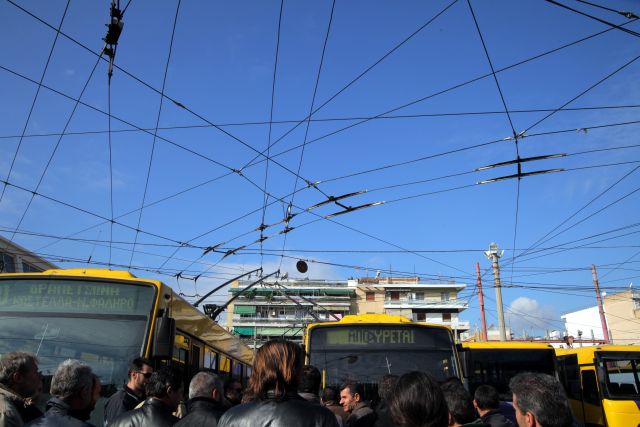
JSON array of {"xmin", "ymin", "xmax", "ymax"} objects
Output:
[{"xmin": 218, "ymin": 339, "xmax": 338, "ymax": 427}]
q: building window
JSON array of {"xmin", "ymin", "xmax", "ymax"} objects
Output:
[
  {"xmin": 411, "ymin": 292, "xmax": 424, "ymax": 300},
  {"xmin": 441, "ymin": 292, "xmax": 450, "ymax": 302},
  {"xmin": 390, "ymin": 291, "xmax": 400, "ymax": 301},
  {"xmin": 0, "ymin": 252, "xmax": 15, "ymax": 273},
  {"xmin": 415, "ymin": 312, "xmax": 426, "ymax": 321},
  {"xmin": 634, "ymin": 291, "xmax": 640, "ymax": 310},
  {"xmin": 442, "ymin": 313, "xmax": 451, "ymax": 322},
  {"xmin": 366, "ymin": 292, "xmax": 375, "ymax": 301},
  {"xmin": 21, "ymin": 262, "xmax": 41, "ymax": 273}
]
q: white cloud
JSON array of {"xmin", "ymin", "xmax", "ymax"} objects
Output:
[{"xmin": 506, "ymin": 296, "xmax": 558, "ymax": 337}]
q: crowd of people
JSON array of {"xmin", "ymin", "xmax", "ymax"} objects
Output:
[{"xmin": 0, "ymin": 340, "xmax": 577, "ymax": 427}]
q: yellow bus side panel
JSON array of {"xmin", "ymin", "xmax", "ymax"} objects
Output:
[{"xmin": 602, "ymin": 399, "xmax": 640, "ymax": 427}]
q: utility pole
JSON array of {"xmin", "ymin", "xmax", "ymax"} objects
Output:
[
  {"xmin": 485, "ymin": 243, "xmax": 506, "ymax": 341},
  {"xmin": 591, "ymin": 264, "xmax": 611, "ymax": 344},
  {"xmin": 476, "ymin": 262, "xmax": 488, "ymax": 341}
]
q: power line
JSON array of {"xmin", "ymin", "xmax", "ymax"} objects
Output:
[
  {"xmin": 2, "ymin": 103, "xmax": 640, "ymax": 140},
  {"xmin": 0, "ymin": 0, "xmax": 71, "ymax": 204},
  {"xmin": 280, "ymin": 0, "xmax": 336, "ymax": 270},
  {"xmin": 260, "ymin": 0, "xmax": 284, "ymax": 268},
  {"xmin": 129, "ymin": 0, "xmax": 182, "ymax": 268},
  {"xmin": 7, "ymin": 52, "xmax": 105, "ymax": 243}
]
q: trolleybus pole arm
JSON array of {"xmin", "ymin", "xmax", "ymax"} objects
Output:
[
  {"xmin": 193, "ymin": 267, "xmax": 262, "ymax": 307},
  {"xmin": 205, "ymin": 270, "xmax": 280, "ymax": 321}
]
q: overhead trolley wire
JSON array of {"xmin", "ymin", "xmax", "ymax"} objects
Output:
[
  {"xmin": 280, "ymin": 0, "xmax": 336, "ymax": 270},
  {"xmin": 544, "ymin": 0, "xmax": 640, "ymax": 38},
  {"xmin": 129, "ymin": 0, "xmax": 182, "ymax": 268},
  {"xmin": 3, "ymin": 0, "xmax": 329, "ymax": 211},
  {"xmin": 241, "ymin": 17, "xmax": 639, "ymax": 173},
  {"xmin": 241, "ymin": 0, "xmax": 461, "ymax": 175},
  {"xmin": 3, "ymin": 1, "xmax": 636, "ymax": 262},
  {"xmin": 7, "ymin": 53, "xmax": 105, "ymax": 243},
  {"xmin": 3, "ymin": 103, "xmax": 640, "ymax": 140},
  {"xmin": 260, "ymin": 0, "xmax": 285, "ymax": 268},
  {"xmin": 0, "ymin": 0, "xmax": 71, "ymax": 205}
]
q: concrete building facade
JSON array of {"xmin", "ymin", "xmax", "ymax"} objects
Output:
[
  {"xmin": 349, "ymin": 276, "xmax": 470, "ymax": 341},
  {"xmin": 0, "ymin": 236, "xmax": 58, "ymax": 273},
  {"xmin": 560, "ymin": 305, "xmax": 604, "ymax": 346},
  {"xmin": 226, "ymin": 278, "xmax": 355, "ymax": 348},
  {"xmin": 603, "ymin": 289, "xmax": 640, "ymax": 345},
  {"xmin": 225, "ymin": 275, "xmax": 470, "ymax": 348}
]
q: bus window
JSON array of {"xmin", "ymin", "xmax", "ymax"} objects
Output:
[
  {"xmin": 192, "ymin": 345, "xmax": 202, "ymax": 370},
  {"xmin": 219, "ymin": 355, "xmax": 231, "ymax": 376},
  {"xmin": 582, "ymin": 370, "xmax": 601, "ymax": 406},
  {"xmin": 204, "ymin": 348, "xmax": 218, "ymax": 371},
  {"xmin": 173, "ymin": 334, "xmax": 189, "ymax": 364},
  {"xmin": 233, "ymin": 361, "xmax": 243, "ymax": 379},
  {"xmin": 604, "ymin": 358, "xmax": 640, "ymax": 397}
]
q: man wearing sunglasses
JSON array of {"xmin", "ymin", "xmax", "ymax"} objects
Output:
[{"xmin": 104, "ymin": 357, "xmax": 153, "ymax": 426}]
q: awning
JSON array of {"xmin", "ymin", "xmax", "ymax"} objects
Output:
[
  {"xmin": 233, "ymin": 327, "xmax": 255, "ymax": 336},
  {"xmin": 233, "ymin": 305, "xmax": 256, "ymax": 314}
]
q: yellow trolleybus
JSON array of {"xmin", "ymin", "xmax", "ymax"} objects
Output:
[
  {"xmin": 305, "ymin": 313, "xmax": 460, "ymax": 400},
  {"xmin": 556, "ymin": 345, "xmax": 640, "ymax": 427},
  {"xmin": 458, "ymin": 341, "xmax": 557, "ymax": 399},
  {"xmin": 0, "ymin": 268, "xmax": 254, "ymax": 425}
]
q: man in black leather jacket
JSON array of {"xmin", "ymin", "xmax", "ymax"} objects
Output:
[
  {"xmin": 104, "ymin": 357, "xmax": 153, "ymax": 426},
  {"xmin": 175, "ymin": 371, "xmax": 226, "ymax": 427},
  {"xmin": 109, "ymin": 366, "xmax": 183, "ymax": 427}
]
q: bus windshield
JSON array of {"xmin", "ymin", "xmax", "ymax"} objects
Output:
[
  {"xmin": 600, "ymin": 352, "xmax": 640, "ymax": 399},
  {"xmin": 464, "ymin": 348, "xmax": 556, "ymax": 399},
  {"xmin": 0, "ymin": 278, "xmax": 156, "ymax": 393},
  {"xmin": 308, "ymin": 324, "xmax": 457, "ymax": 399}
]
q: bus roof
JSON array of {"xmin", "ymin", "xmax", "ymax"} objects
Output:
[
  {"xmin": 461, "ymin": 341, "xmax": 555, "ymax": 350},
  {"xmin": 555, "ymin": 345, "xmax": 640, "ymax": 363},
  {"xmin": 307, "ymin": 313, "xmax": 452, "ymax": 331},
  {"xmin": 1, "ymin": 268, "xmax": 164, "ymax": 288}
]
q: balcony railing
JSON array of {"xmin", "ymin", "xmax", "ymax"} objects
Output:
[{"xmin": 384, "ymin": 299, "xmax": 468, "ymax": 310}]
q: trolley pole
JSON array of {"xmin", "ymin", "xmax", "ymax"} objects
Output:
[
  {"xmin": 591, "ymin": 264, "xmax": 611, "ymax": 344},
  {"xmin": 476, "ymin": 262, "xmax": 488, "ymax": 341},
  {"xmin": 485, "ymin": 243, "xmax": 507, "ymax": 341}
]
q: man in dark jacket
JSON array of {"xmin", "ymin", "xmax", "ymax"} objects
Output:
[
  {"xmin": 298, "ymin": 365, "xmax": 322, "ymax": 405},
  {"xmin": 441, "ymin": 378, "xmax": 489, "ymax": 427},
  {"xmin": 321, "ymin": 387, "xmax": 347, "ymax": 426},
  {"xmin": 109, "ymin": 366, "xmax": 183, "ymax": 427},
  {"xmin": 340, "ymin": 383, "xmax": 376, "ymax": 427},
  {"xmin": 473, "ymin": 385, "xmax": 514, "ymax": 427},
  {"xmin": 104, "ymin": 357, "xmax": 153, "ymax": 426},
  {"xmin": 0, "ymin": 352, "xmax": 43, "ymax": 426},
  {"xmin": 175, "ymin": 371, "xmax": 226, "ymax": 427},
  {"xmin": 26, "ymin": 360, "xmax": 99, "ymax": 427}
]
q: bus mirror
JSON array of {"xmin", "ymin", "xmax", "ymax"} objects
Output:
[{"xmin": 153, "ymin": 315, "xmax": 176, "ymax": 358}]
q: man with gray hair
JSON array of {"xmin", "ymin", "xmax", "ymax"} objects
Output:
[
  {"xmin": 175, "ymin": 371, "xmax": 226, "ymax": 427},
  {"xmin": 26, "ymin": 359, "xmax": 99, "ymax": 427},
  {"xmin": 509, "ymin": 373, "xmax": 573, "ymax": 427},
  {"xmin": 0, "ymin": 352, "xmax": 43, "ymax": 426}
]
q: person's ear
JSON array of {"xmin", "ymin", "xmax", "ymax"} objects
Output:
[
  {"xmin": 472, "ymin": 399, "xmax": 479, "ymax": 409},
  {"xmin": 212, "ymin": 388, "xmax": 221, "ymax": 401},
  {"xmin": 525, "ymin": 411, "xmax": 535, "ymax": 427},
  {"xmin": 353, "ymin": 392, "xmax": 361, "ymax": 402}
]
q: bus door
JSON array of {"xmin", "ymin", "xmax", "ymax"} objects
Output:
[{"xmin": 580, "ymin": 368, "xmax": 605, "ymax": 426}]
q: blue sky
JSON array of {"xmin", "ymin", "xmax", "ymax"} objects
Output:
[{"xmin": 1, "ymin": 0, "xmax": 639, "ymax": 336}]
